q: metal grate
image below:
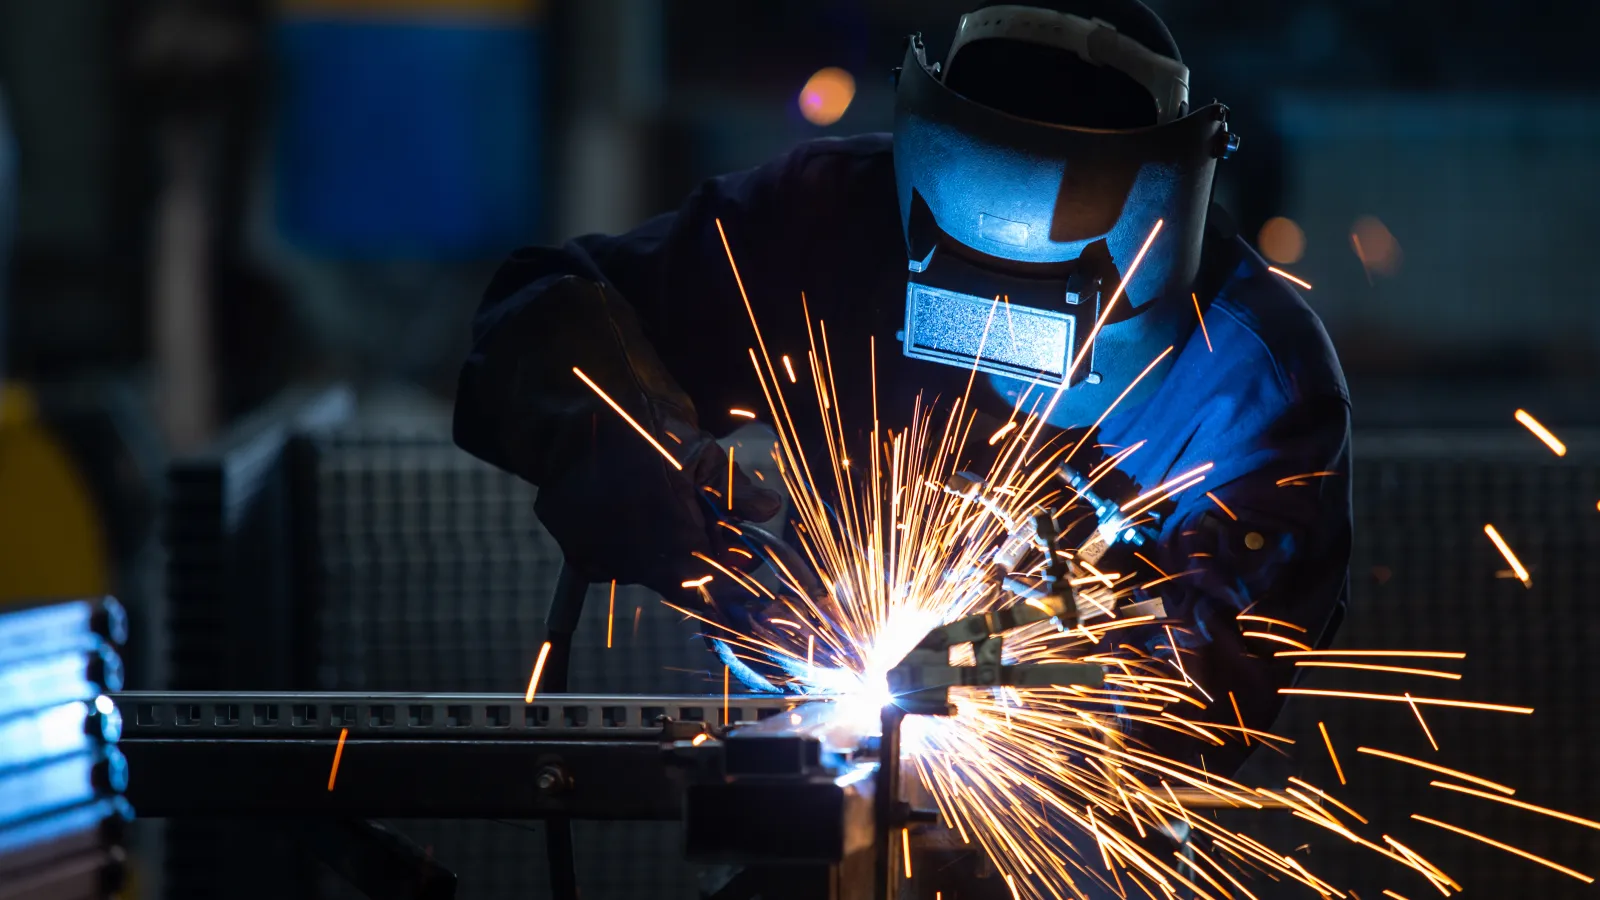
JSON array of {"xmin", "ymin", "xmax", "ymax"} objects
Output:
[
  {"xmin": 296, "ymin": 421, "xmax": 712, "ymax": 900},
  {"xmin": 1227, "ymin": 432, "xmax": 1600, "ymax": 899}
]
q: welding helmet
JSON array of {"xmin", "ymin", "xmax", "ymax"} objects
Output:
[{"xmin": 892, "ymin": 3, "xmax": 1238, "ymax": 423}]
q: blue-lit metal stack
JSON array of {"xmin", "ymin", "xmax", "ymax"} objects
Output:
[{"xmin": 0, "ymin": 596, "xmax": 133, "ymax": 900}]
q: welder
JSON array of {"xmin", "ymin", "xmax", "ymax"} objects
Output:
[{"xmin": 455, "ymin": 0, "xmax": 1349, "ymax": 808}]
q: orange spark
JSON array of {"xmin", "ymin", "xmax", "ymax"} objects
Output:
[
  {"xmin": 727, "ymin": 445, "xmax": 735, "ymax": 511},
  {"xmin": 1287, "ymin": 777, "xmax": 1368, "ymax": 824},
  {"xmin": 1191, "ymin": 292, "xmax": 1212, "ymax": 352},
  {"xmin": 1280, "ymin": 689, "xmax": 1530, "ymax": 714},
  {"xmin": 1275, "ymin": 650, "xmax": 1465, "ymax": 659},
  {"xmin": 723, "ymin": 665, "xmax": 731, "ymax": 726},
  {"xmin": 606, "ymin": 581, "xmax": 616, "ymax": 649},
  {"xmin": 1482, "ymin": 524, "xmax": 1530, "ymax": 587},
  {"xmin": 988, "ymin": 420, "xmax": 1018, "ymax": 445},
  {"xmin": 692, "ymin": 732, "xmax": 709, "ymax": 746},
  {"xmin": 1121, "ymin": 462, "xmax": 1214, "ymax": 511},
  {"xmin": 730, "ymin": 407, "xmax": 757, "ymax": 419},
  {"xmin": 1205, "ymin": 491, "xmax": 1236, "ymax": 520},
  {"xmin": 782, "ymin": 354, "xmax": 797, "ymax": 383},
  {"xmin": 1429, "ymin": 781, "xmax": 1600, "ymax": 831},
  {"xmin": 1241, "ymin": 631, "xmax": 1313, "ymax": 651},
  {"xmin": 572, "ymin": 367, "xmax": 683, "ymax": 471},
  {"xmin": 327, "ymin": 726, "xmax": 349, "ymax": 791},
  {"xmin": 1229, "ymin": 692, "xmax": 1249, "ymax": 747},
  {"xmin": 1318, "ymin": 722, "xmax": 1346, "ymax": 785},
  {"xmin": 1411, "ymin": 814, "xmax": 1594, "ymax": 883},
  {"xmin": 1513, "ymin": 409, "xmax": 1566, "ymax": 456},
  {"xmin": 524, "ymin": 641, "xmax": 553, "ymax": 703},
  {"xmin": 1237, "ymin": 615, "xmax": 1308, "ymax": 633},
  {"xmin": 1401, "ymin": 693, "xmax": 1441, "ymax": 751},
  {"xmin": 902, "ymin": 827, "xmax": 914, "ymax": 878},
  {"xmin": 1267, "ymin": 266, "xmax": 1312, "ymax": 290},
  {"xmin": 1067, "ymin": 220, "xmax": 1165, "ymax": 379},
  {"xmin": 1356, "ymin": 747, "xmax": 1514, "ymax": 795},
  {"xmin": 1293, "ymin": 661, "xmax": 1460, "ymax": 680},
  {"xmin": 1275, "ymin": 471, "xmax": 1340, "ymax": 486},
  {"xmin": 1382, "ymin": 892, "xmax": 1410, "ymax": 900},
  {"xmin": 681, "ymin": 575, "xmax": 714, "ymax": 589}
]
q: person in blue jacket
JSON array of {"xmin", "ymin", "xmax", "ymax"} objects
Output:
[{"xmin": 454, "ymin": 0, "xmax": 1350, "ymax": 781}]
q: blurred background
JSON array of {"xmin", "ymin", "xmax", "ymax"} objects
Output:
[{"xmin": 0, "ymin": 1, "xmax": 1597, "ymax": 899}]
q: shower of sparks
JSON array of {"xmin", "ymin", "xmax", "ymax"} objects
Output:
[
  {"xmin": 327, "ymin": 727, "xmax": 348, "ymax": 791},
  {"xmin": 1268, "ymin": 266, "xmax": 1313, "ymax": 290},
  {"xmin": 606, "ymin": 581, "xmax": 617, "ymax": 649},
  {"xmin": 523, "ymin": 641, "xmax": 552, "ymax": 704},
  {"xmin": 1318, "ymin": 722, "xmax": 1346, "ymax": 785},
  {"xmin": 1482, "ymin": 524, "xmax": 1530, "ymax": 587},
  {"xmin": 572, "ymin": 366, "xmax": 683, "ymax": 470},
  {"xmin": 553, "ymin": 216, "xmax": 1598, "ymax": 900},
  {"xmin": 1429, "ymin": 781, "xmax": 1600, "ymax": 831},
  {"xmin": 1191, "ymin": 292, "xmax": 1213, "ymax": 352},
  {"xmin": 1206, "ymin": 491, "xmax": 1236, "ymax": 520},
  {"xmin": 1294, "ymin": 661, "xmax": 1461, "ymax": 680},
  {"xmin": 1277, "ymin": 650, "xmax": 1466, "ymax": 660},
  {"xmin": 1406, "ymin": 693, "xmax": 1440, "ymax": 751},
  {"xmin": 988, "ymin": 420, "xmax": 1018, "ymax": 445},
  {"xmin": 1411, "ymin": 815, "xmax": 1595, "ymax": 883},
  {"xmin": 1513, "ymin": 409, "xmax": 1566, "ymax": 456},
  {"xmin": 1281, "ymin": 689, "xmax": 1532, "ymax": 714},
  {"xmin": 1355, "ymin": 747, "xmax": 1515, "ymax": 795}
]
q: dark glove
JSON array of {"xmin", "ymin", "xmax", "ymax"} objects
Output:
[
  {"xmin": 691, "ymin": 522, "xmax": 829, "ymax": 693},
  {"xmin": 464, "ymin": 275, "xmax": 782, "ymax": 595}
]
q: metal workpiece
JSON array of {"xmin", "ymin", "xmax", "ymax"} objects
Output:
[
  {"xmin": 0, "ymin": 597, "xmax": 127, "ymax": 666},
  {"xmin": 112, "ymin": 691, "xmax": 800, "ymax": 740},
  {"xmin": 122, "ymin": 737, "xmax": 688, "ymax": 820},
  {"xmin": 684, "ymin": 709, "xmax": 878, "ymax": 876},
  {"xmin": 0, "ymin": 649, "xmax": 122, "ymax": 723}
]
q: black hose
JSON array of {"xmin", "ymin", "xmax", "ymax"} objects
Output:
[{"xmin": 542, "ymin": 563, "xmax": 590, "ymax": 900}]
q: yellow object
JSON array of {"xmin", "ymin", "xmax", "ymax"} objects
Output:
[{"xmin": 0, "ymin": 382, "xmax": 110, "ymax": 605}]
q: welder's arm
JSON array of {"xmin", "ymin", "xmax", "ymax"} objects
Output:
[
  {"xmin": 452, "ymin": 155, "xmax": 804, "ymax": 594},
  {"xmin": 1136, "ymin": 394, "xmax": 1352, "ymax": 772}
]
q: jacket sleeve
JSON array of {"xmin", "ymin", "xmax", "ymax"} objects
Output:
[
  {"xmin": 451, "ymin": 152, "xmax": 805, "ymax": 589},
  {"xmin": 1134, "ymin": 392, "xmax": 1352, "ymax": 772},
  {"xmin": 453, "ymin": 150, "xmax": 805, "ymax": 483}
]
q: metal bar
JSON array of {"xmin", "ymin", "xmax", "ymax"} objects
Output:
[
  {"xmin": 121, "ymin": 738, "xmax": 684, "ymax": 820},
  {"xmin": 112, "ymin": 692, "xmax": 798, "ymax": 741}
]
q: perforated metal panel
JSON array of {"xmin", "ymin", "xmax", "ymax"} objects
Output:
[
  {"xmin": 295, "ymin": 422, "xmax": 710, "ymax": 900},
  {"xmin": 1226, "ymin": 431, "xmax": 1600, "ymax": 900}
]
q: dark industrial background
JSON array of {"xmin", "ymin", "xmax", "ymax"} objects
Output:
[{"xmin": 1, "ymin": 1, "xmax": 1597, "ymax": 899}]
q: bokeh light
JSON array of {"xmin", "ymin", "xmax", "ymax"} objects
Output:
[
  {"xmin": 798, "ymin": 67, "xmax": 856, "ymax": 127},
  {"xmin": 1257, "ymin": 216, "xmax": 1306, "ymax": 264},
  {"xmin": 1351, "ymin": 215, "xmax": 1402, "ymax": 276}
]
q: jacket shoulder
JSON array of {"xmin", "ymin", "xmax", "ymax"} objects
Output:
[{"xmin": 1210, "ymin": 237, "xmax": 1349, "ymax": 407}]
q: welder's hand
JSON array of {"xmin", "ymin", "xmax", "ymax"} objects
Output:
[
  {"xmin": 690, "ymin": 522, "xmax": 827, "ymax": 694},
  {"xmin": 538, "ymin": 420, "xmax": 783, "ymax": 599},
  {"xmin": 503, "ymin": 276, "xmax": 783, "ymax": 595}
]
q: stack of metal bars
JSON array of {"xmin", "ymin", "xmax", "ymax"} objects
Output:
[
  {"xmin": 0, "ymin": 596, "xmax": 133, "ymax": 900},
  {"xmin": 1226, "ymin": 431, "xmax": 1600, "ymax": 900},
  {"xmin": 297, "ymin": 422, "xmax": 711, "ymax": 900}
]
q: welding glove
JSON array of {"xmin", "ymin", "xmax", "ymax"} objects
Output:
[{"xmin": 457, "ymin": 275, "xmax": 783, "ymax": 597}]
